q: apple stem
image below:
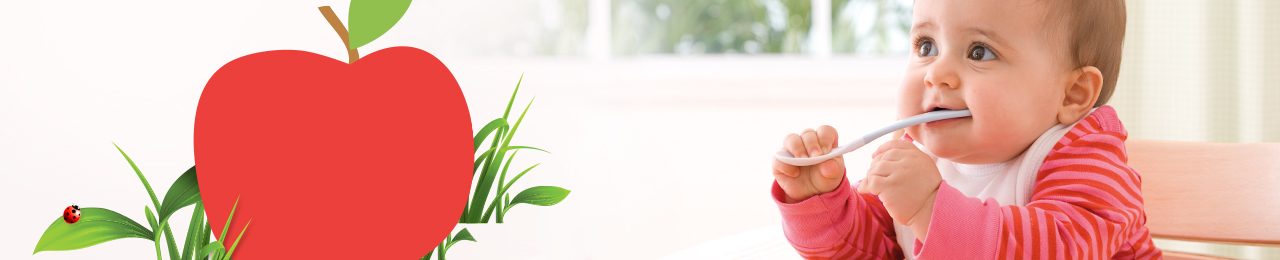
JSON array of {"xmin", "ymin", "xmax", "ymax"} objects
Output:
[{"xmin": 318, "ymin": 6, "xmax": 360, "ymax": 64}]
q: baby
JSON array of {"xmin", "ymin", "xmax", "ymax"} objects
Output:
[{"xmin": 771, "ymin": 0, "xmax": 1160, "ymax": 259}]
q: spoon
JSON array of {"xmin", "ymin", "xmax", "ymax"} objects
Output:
[{"xmin": 774, "ymin": 109, "xmax": 972, "ymax": 166}]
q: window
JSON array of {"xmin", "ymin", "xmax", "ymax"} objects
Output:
[
  {"xmin": 612, "ymin": 0, "xmax": 814, "ymax": 55},
  {"xmin": 486, "ymin": 0, "xmax": 914, "ymax": 57}
]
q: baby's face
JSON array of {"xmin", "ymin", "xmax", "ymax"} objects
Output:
[{"xmin": 900, "ymin": 0, "xmax": 1074, "ymax": 164}]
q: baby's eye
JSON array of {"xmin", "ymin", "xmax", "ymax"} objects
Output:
[
  {"xmin": 967, "ymin": 45, "xmax": 997, "ymax": 61},
  {"xmin": 916, "ymin": 40, "xmax": 938, "ymax": 57}
]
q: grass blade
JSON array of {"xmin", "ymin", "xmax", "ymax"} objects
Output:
[
  {"xmin": 467, "ymin": 98, "xmax": 534, "ymax": 223},
  {"xmin": 499, "ymin": 193, "xmax": 512, "ymax": 222},
  {"xmin": 500, "ymin": 164, "xmax": 542, "ymax": 198},
  {"xmin": 462, "ymin": 146, "xmax": 500, "ymax": 221},
  {"xmin": 156, "ymin": 166, "xmax": 199, "ymax": 260},
  {"xmin": 181, "ymin": 201, "xmax": 205, "ymax": 260},
  {"xmin": 163, "ymin": 224, "xmax": 180, "ymax": 260},
  {"xmin": 504, "ymin": 146, "xmax": 549, "ymax": 154},
  {"xmin": 495, "ymin": 163, "xmax": 540, "ymax": 222},
  {"xmin": 463, "ymin": 74, "xmax": 525, "ymax": 223},
  {"xmin": 223, "ymin": 219, "xmax": 251, "ymax": 260},
  {"xmin": 144, "ymin": 206, "xmax": 171, "ymax": 260},
  {"xmin": 472, "ymin": 148, "xmax": 495, "ymax": 174},
  {"xmin": 144, "ymin": 207, "xmax": 159, "ymax": 231},
  {"xmin": 198, "ymin": 223, "xmax": 214, "ymax": 258},
  {"xmin": 218, "ymin": 196, "xmax": 240, "ymax": 243},
  {"xmin": 502, "ymin": 74, "xmax": 523, "ymax": 120},
  {"xmin": 480, "ymin": 151, "xmax": 520, "ymax": 222},
  {"xmin": 201, "ymin": 242, "xmax": 224, "ymax": 259},
  {"xmin": 501, "ymin": 99, "xmax": 534, "ymax": 149},
  {"xmin": 465, "ymin": 133, "xmax": 504, "ymax": 223},
  {"xmin": 115, "ymin": 144, "xmax": 171, "ymax": 260},
  {"xmin": 113, "ymin": 143, "xmax": 162, "ymax": 211},
  {"xmin": 437, "ymin": 240, "xmax": 446, "ymax": 260},
  {"xmin": 495, "ymin": 150, "xmax": 520, "ymax": 203},
  {"xmin": 473, "ymin": 118, "xmax": 508, "ymax": 150}
]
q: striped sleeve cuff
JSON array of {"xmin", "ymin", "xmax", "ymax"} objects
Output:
[{"xmin": 914, "ymin": 182, "xmax": 1000, "ymax": 259}]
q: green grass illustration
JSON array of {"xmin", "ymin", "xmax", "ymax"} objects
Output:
[
  {"xmin": 425, "ymin": 75, "xmax": 571, "ymax": 259},
  {"xmin": 33, "ymin": 145, "xmax": 249, "ymax": 260}
]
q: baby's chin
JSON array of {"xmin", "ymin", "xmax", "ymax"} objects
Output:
[
  {"xmin": 918, "ymin": 139, "xmax": 967, "ymax": 160},
  {"xmin": 920, "ymin": 139, "xmax": 1021, "ymax": 164}
]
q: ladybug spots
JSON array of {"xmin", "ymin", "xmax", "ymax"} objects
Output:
[{"xmin": 62, "ymin": 205, "xmax": 81, "ymax": 224}]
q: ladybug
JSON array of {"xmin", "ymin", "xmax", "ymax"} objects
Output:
[{"xmin": 62, "ymin": 205, "xmax": 81, "ymax": 224}]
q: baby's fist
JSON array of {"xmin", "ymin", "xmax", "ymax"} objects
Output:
[
  {"xmin": 858, "ymin": 136, "xmax": 941, "ymax": 227},
  {"xmin": 773, "ymin": 125, "xmax": 846, "ymax": 203}
]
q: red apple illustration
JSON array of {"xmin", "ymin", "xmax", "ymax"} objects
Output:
[{"xmin": 194, "ymin": 2, "xmax": 471, "ymax": 258}]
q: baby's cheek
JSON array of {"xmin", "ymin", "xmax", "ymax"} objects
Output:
[
  {"xmin": 970, "ymin": 104, "xmax": 1051, "ymax": 161},
  {"xmin": 897, "ymin": 78, "xmax": 927, "ymax": 116}
]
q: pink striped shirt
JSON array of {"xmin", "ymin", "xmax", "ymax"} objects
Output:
[{"xmin": 773, "ymin": 106, "xmax": 1161, "ymax": 259}]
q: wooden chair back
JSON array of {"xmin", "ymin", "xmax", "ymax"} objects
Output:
[{"xmin": 1127, "ymin": 140, "xmax": 1280, "ymax": 259}]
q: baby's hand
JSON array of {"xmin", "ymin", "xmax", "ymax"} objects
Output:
[
  {"xmin": 773, "ymin": 125, "xmax": 846, "ymax": 203},
  {"xmin": 858, "ymin": 134, "xmax": 941, "ymax": 229}
]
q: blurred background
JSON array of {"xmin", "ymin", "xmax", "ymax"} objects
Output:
[
  {"xmin": 414, "ymin": 0, "xmax": 1280, "ymax": 258},
  {"xmin": 2, "ymin": 0, "xmax": 1277, "ymax": 259}
]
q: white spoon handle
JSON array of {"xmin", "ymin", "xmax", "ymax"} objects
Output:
[{"xmin": 774, "ymin": 109, "xmax": 972, "ymax": 166}]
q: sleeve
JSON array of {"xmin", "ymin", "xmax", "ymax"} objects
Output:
[
  {"xmin": 913, "ymin": 132, "xmax": 1154, "ymax": 259},
  {"xmin": 773, "ymin": 175, "xmax": 904, "ymax": 259}
]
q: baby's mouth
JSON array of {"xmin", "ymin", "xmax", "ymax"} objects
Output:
[
  {"xmin": 922, "ymin": 105, "xmax": 971, "ymax": 128},
  {"xmin": 927, "ymin": 106, "xmax": 966, "ymax": 113}
]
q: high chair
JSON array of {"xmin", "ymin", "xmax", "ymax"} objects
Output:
[{"xmin": 1128, "ymin": 140, "xmax": 1280, "ymax": 259}]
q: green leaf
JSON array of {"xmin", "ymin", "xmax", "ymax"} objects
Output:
[
  {"xmin": 159, "ymin": 166, "xmax": 200, "ymax": 223},
  {"xmin": 445, "ymin": 228, "xmax": 475, "ymax": 250},
  {"xmin": 155, "ymin": 166, "xmax": 198, "ymax": 260},
  {"xmin": 347, "ymin": 0, "xmax": 413, "ymax": 49},
  {"xmin": 510, "ymin": 186, "xmax": 570, "ymax": 207},
  {"xmin": 474, "ymin": 118, "xmax": 508, "ymax": 150},
  {"xmin": 33, "ymin": 207, "xmax": 154, "ymax": 254}
]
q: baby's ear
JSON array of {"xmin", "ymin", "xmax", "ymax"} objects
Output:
[{"xmin": 1058, "ymin": 66, "xmax": 1103, "ymax": 124}]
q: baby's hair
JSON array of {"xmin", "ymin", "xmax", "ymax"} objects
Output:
[{"xmin": 1042, "ymin": 0, "xmax": 1128, "ymax": 107}]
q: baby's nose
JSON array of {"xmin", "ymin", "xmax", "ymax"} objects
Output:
[{"xmin": 923, "ymin": 58, "xmax": 961, "ymax": 89}]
